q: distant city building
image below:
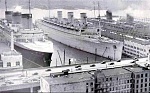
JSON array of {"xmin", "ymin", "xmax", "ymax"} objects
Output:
[
  {"xmin": 40, "ymin": 61, "xmax": 150, "ymax": 93},
  {"xmin": 40, "ymin": 71, "xmax": 95, "ymax": 93},
  {"xmin": 95, "ymin": 65, "xmax": 150, "ymax": 93},
  {"xmin": 95, "ymin": 67, "xmax": 132, "ymax": 93}
]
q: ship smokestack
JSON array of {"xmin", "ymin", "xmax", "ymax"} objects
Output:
[
  {"xmin": 21, "ymin": 14, "xmax": 32, "ymax": 29},
  {"xmin": 67, "ymin": 12, "xmax": 74, "ymax": 23},
  {"xmin": 57, "ymin": 11, "xmax": 62, "ymax": 20},
  {"xmin": 126, "ymin": 14, "xmax": 134, "ymax": 24},
  {"xmin": 12, "ymin": 12, "xmax": 22, "ymax": 24},
  {"xmin": 80, "ymin": 13, "xmax": 87, "ymax": 24},
  {"xmin": 5, "ymin": 11, "xmax": 13, "ymax": 23},
  {"xmin": 11, "ymin": 31, "xmax": 14, "ymax": 51},
  {"xmin": 106, "ymin": 10, "xmax": 112, "ymax": 20}
]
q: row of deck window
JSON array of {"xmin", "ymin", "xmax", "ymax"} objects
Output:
[{"xmin": 124, "ymin": 44, "xmax": 146, "ymax": 52}]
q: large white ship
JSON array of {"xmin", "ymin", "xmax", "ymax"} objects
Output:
[
  {"xmin": 0, "ymin": 9, "xmax": 53, "ymax": 66},
  {"xmin": 36, "ymin": 11, "xmax": 123, "ymax": 61}
]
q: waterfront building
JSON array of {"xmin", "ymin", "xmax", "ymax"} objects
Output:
[{"xmin": 40, "ymin": 71, "xmax": 95, "ymax": 93}]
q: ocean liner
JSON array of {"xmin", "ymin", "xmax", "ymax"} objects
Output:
[
  {"xmin": 88, "ymin": 10, "xmax": 150, "ymax": 58},
  {"xmin": 0, "ymin": 3, "xmax": 53, "ymax": 66},
  {"xmin": 36, "ymin": 11, "xmax": 123, "ymax": 61}
]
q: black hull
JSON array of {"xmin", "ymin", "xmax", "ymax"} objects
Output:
[{"xmin": 14, "ymin": 45, "xmax": 52, "ymax": 68}]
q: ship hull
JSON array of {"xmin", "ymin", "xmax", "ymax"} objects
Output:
[
  {"xmin": 14, "ymin": 42, "xmax": 52, "ymax": 66},
  {"xmin": 36, "ymin": 20, "xmax": 123, "ymax": 61}
]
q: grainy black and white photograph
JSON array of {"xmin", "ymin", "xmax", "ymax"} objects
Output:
[{"xmin": 0, "ymin": 0, "xmax": 150, "ymax": 92}]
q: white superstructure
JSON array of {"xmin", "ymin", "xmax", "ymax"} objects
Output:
[
  {"xmin": 36, "ymin": 11, "xmax": 123, "ymax": 61},
  {"xmin": 85, "ymin": 10, "xmax": 150, "ymax": 58}
]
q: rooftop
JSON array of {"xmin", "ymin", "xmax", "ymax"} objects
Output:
[
  {"xmin": 44, "ymin": 72, "xmax": 93, "ymax": 85},
  {"xmin": 131, "ymin": 37, "xmax": 150, "ymax": 45},
  {"xmin": 125, "ymin": 36, "xmax": 150, "ymax": 45},
  {"xmin": 125, "ymin": 66, "xmax": 146, "ymax": 73},
  {"xmin": 101, "ymin": 67, "xmax": 131, "ymax": 76},
  {"xmin": 1, "ymin": 50, "xmax": 21, "ymax": 56}
]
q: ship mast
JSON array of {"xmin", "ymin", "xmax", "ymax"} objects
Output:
[
  {"xmin": 98, "ymin": 1, "xmax": 101, "ymax": 37},
  {"xmin": 98, "ymin": 1, "xmax": 100, "ymax": 19},
  {"xmin": 93, "ymin": 1, "xmax": 96, "ymax": 18},
  {"xmin": 11, "ymin": 31, "xmax": 14, "ymax": 51},
  {"xmin": 48, "ymin": 0, "xmax": 50, "ymax": 18},
  {"xmin": 28, "ymin": 0, "xmax": 31, "ymax": 30},
  {"xmin": 29, "ymin": 0, "xmax": 31, "ymax": 14},
  {"xmin": 5, "ymin": 0, "xmax": 7, "ymax": 11}
]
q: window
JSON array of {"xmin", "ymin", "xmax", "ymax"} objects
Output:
[
  {"xmin": 141, "ymin": 74, "xmax": 143, "ymax": 78},
  {"xmin": 86, "ymin": 88, "xmax": 88, "ymax": 93},
  {"xmin": 145, "ymin": 78, "xmax": 147, "ymax": 82},
  {"xmin": 137, "ymin": 80, "xmax": 139, "ymax": 83},
  {"xmin": 16, "ymin": 61, "xmax": 20, "ymax": 66},
  {"xmin": 145, "ymin": 83, "xmax": 147, "ymax": 87},
  {"xmin": 141, "ymin": 79, "xmax": 143, "ymax": 83},
  {"xmin": 86, "ymin": 83, "xmax": 88, "ymax": 86},
  {"xmin": 90, "ymin": 82, "xmax": 93, "ymax": 86},
  {"xmin": 91, "ymin": 88, "xmax": 94, "ymax": 91},
  {"xmin": 0, "ymin": 62, "xmax": 3, "ymax": 67},
  {"xmin": 141, "ymin": 89, "xmax": 142, "ymax": 92},
  {"xmin": 145, "ymin": 88, "xmax": 147, "ymax": 92},
  {"xmin": 145, "ymin": 73, "xmax": 148, "ymax": 77},
  {"xmin": 136, "ymin": 85, "xmax": 138, "ymax": 88},
  {"xmin": 106, "ymin": 78, "xmax": 108, "ymax": 81},
  {"xmin": 110, "ymin": 77, "xmax": 112, "ymax": 81},
  {"xmin": 7, "ymin": 62, "xmax": 11, "ymax": 67},
  {"xmin": 136, "ymin": 74, "xmax": 140, "ymax": 78},
  {"xmin": 141, "ymin": 84, "xmax": 143, "ymax": 87},
  {"xmin": 127, "ymin": 80, "xmax": 130, "ymax": 83}
]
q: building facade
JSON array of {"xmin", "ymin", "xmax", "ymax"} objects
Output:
[{"xmin": 40, "ymin": 71, "xmax": 95, "ymax": 93}]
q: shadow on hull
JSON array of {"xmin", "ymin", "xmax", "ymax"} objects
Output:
[{"xmin": 14, "ymin": 45, "xmax": 52, "ymax": 68}]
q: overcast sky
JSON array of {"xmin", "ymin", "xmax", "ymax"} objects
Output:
[{"xmin": 0, "ymin": 0, "xmax": 149, "ymax": 11}]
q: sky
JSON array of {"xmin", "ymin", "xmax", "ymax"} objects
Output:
[{"xmin": 0, "ymin": 0, "xmax": 149, "ymax": 11}]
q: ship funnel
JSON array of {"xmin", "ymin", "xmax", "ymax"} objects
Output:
[
  {"xmin": 12, "ymin": 12, "xmax": 22, "ymax": 24},
  {"xmin": 5, "ymin": 11, "xmax": 13, "ymax": 23},
  {"xmin": 126, "ymin": 14, "xmax": 134, "ymax": 24},
  {"xmin": 80, "ymin": 13, "xmax": 87, "ymax": 24},
  {"xmin": 11, "ymin": 31, "xmax": 14, "ymax": 51},
  {"xmin": 57, "ymin": 11, "xmax": 62, "ymax": 20},
  {"xmin": 21, "ymin": 14, "xmax": 32, "ymax": 29},
  {"xmin": 106, "ymin": 10, "xmax": 112, "ymax": 20},
  {"xmin": 67, "ymin": 12, "xmax": 74, "ymax": 23}
]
